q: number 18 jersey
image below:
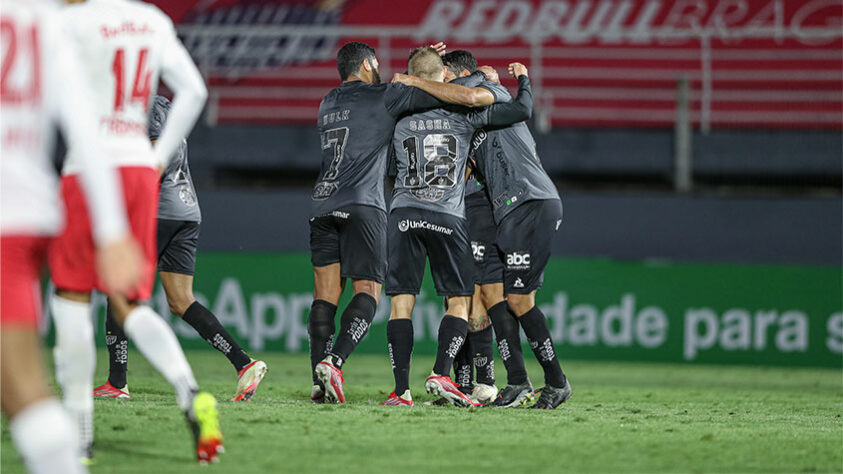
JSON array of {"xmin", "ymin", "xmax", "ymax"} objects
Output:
[{"xmin": 59, "ymin": 0, "xmax": 191, "ymax": 174}]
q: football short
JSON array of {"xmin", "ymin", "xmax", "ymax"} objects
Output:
[
  {"xmin": 386, "ymin": 207, "xmax": 474, "ymax": 297},
  {"xmin": 465, "ymin": 193, "xmax": 504, "ymax": 286},
  {"xmin": 309, "ymin": 204, "xmax": 387, "ymax": 283},
  {"xmin": 496, "ymin": 199, "xmax": 563, "ymax": 295},
  {"xmin": 1, "ymin": 236, "xmax": 50, "ymax": 328},
  {"xmin": 157, "ymin": 219, "xmax": 200, "ymax": 275},
  {"xmin": 49, "ymin": 166, "xmax": 159, "ymax": 301}
]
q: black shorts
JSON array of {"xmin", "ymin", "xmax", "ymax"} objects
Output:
[
  {"xmin": 386, "ymin": 207, "xmax": 474, "ymax": 297},
  {"xmin": 309, "ymin": 204, "xmax": 387, "ymax": 283},
  {"xmin": 157, "ymin": 219, "xmax": 200, "ymax": 275},
  {"xmin": 496, "ymin": 199, "xmax": 563, "ymax": 294},
  {"xmin": 466, "ymin": 193, "xmax": 504, "ymax": 285}
]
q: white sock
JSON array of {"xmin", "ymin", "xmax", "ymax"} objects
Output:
[
  {"xmin": 50, "ymin": 295, "xmax": 95, "ymax": 457},
  {"xmin": 10, "ymin": 398, "xmax": 88, "ymax": 474},
  {"xmin": 123, "ymin": 305, "xmax": 198, "ymax": 411}
]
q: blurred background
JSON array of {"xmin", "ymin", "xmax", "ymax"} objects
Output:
[{"xmin": 99, "ymin": 0, "xmax": 840, "ymax": 367}]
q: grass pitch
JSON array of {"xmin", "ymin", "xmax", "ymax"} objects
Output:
[{"xmin": 1, "ymin": 349, "xmax": 841, "ymax": 473}]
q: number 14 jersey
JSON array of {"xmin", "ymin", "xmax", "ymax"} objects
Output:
[{"xmin": 59, "ymin": 0, "xmax": 197, "ymax": 175}]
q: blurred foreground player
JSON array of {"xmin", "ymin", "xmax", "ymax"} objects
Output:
[
  {"xmin": 1, "ymin": 1, "xmax": 142, "ymax": 472},
  {"xmin": 309, "ymin": 41, "xmax": 492, "ymax": 403},
  {"xmin": 95, "ymin": 96, "xmax": 268, "ymax": 402},
  {"xmin": 381, "ymin": 48, "xmax": 532, "ymax": 407},
  {"xmin": 49, "ymin": 0, "xmax": 222, "ymax": 463}
]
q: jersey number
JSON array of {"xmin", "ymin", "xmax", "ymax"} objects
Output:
[
  {"xmin": 321, "ymin": 127, "xmax": 348, "ymax": 181},
  {"xmin": 0, "ymin": 17, "xmax": 40, "ymax": 105},
  {"xmin": 402, "ymin": 134, "xmax": 458, "ymax": 189},
  {"xmin": 111, "ymin": 47, "xmax": 151, "ymax": 112}
]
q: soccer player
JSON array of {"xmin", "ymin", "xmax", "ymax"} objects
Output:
[
  {"xmin": 49, "ymin": 0, "xmax": 223, "ymax": 463},
  {"xmin": 94, "ymin": 96, "xmax": 268, "ymax": 402},
  {"xmin": 380, "ymin": 47, "xmax": 533, "ymax": 407},
  {"xmin": 309, "ymin": 41, "xmax": 501, "ymax": 404},
  {"xmin": 1, "ymin": 1, "xmax": 142, "ymax": 472},
  {"xmin": 406, "ymin": 53, "xmax": 574, "ymax": 410}
]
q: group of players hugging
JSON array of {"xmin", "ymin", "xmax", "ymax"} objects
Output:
[
  {"xmin": 2, "ymin": 1, "xmax": 571, "ymax": 473},
  {"xmin": 307, "ymin": 42, "xmax": 573, "ymax": 411}
]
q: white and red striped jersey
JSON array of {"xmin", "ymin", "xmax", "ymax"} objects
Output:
[
  {"xmin": 59, "ymin": 0, "xmax": 207, "ymax": 175},
  {"xmin": 1, "ymin": 0, "xmax": 127, "ymax": 242}
]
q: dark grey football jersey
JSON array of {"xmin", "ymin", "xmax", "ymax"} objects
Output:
[
  {"xmin": 390, "ymin": 76, "xmax": 534, "ymax": 219},
  {"xmin": 158, "ymin": 139, "xmax": 201, "ymax": 222},
  {"xmin": 470, "ymin": 109, "xmax": 560, "ymax": 224},
  {"xmin": 310, "ymin": 80, "xmax": 457, "ymax": 218}
]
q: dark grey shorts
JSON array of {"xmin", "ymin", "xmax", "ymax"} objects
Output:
[
  {"xmin": 496, "ymin": 199, "xmax": 563, "ymax": 295},
  {"xmin": 157, "ymin": 219, "xmax": 200, "ymax": 275},
  {"xmin": 386, "ymin": 207, "xmax": 474, "ymax": 297},
  {"xmin": 466, "ymin": 193, "xmax": 504, "ymax": 286},
  {"xmin": 309, "ymin": 204, "xmax": 387, "ymax": 283}
]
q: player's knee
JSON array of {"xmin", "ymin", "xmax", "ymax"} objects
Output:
[
  {"xmin": 446, "ymin": 296, "xmax": 470, "ymax": 320},
  {"xmin": 480, "ymin": 285, "xmax": 504, "ymax": 309},
  {"xmin": 166, "ymin": 293, "xmax": 195, "ymax": 317},
  {"xmin": 468, "ymin": 311, "xmax": 490, "ymax": 332},
  {"xmin": 507, "ymin": 295, "xmax": 534, "ymax": 317},
  {"xmin": 352, "ymin": 280, "xmax": 382, "ymax": 303},
  {"xmin": 390, "ymin": 295, "xmax": 414, "ymax": 319}
]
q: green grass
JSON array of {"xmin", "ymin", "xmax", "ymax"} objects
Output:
[{"xmin": 2, "ymin": 349, "xmax": 841, "ymax": 473}]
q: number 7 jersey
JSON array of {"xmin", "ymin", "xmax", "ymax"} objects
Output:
[{"xmin": 58, "ymin": 0, "xmax": 194, "ymax": 174}]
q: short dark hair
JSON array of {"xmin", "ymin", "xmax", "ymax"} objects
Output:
[
  {"xmin": 442, "ymin": 50, "xmax": 477, "ymax": 75},
  {"xmin": 336, "ymin": 42, "xmax": 376, "ymax": 81},
  {"xmin": 407, "ymin": 46, "xmax": 444, "ymax": 81}
]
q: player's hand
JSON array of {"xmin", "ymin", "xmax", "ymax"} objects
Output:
[
  {"xmin": 478, "ymin": 65, "xmax": 500, "ymax": 84},
  {"xmin": 430, "ymin": 42, "xmax": 447, "ymax": 56},
  {"xmin": 96, "ymin": 235, "xmax": 144, "ymax": 295},
  {"xmin": 508, "ymin": 63, "xmax": 528, "ymax": 78},
  {"xmin": 391, "ymin": 73, "xmax": 416, "ymax": 85}
]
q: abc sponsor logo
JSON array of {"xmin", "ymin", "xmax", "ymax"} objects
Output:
[{"xmin": 506, "ymin": 251, "xmax": 531, "ymax": 270}]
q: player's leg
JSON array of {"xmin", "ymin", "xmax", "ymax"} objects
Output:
[
  {"xmin": 2, "ymin": 236, "xmax": 85, "ymax": 474},
  {"xmin": 308, "ymin": 213, "xmax": 343, "ymax": 402},
  {"xmin": 423, "ymin": 213, "xmax": 477, "ymax": 407},
  {"xmin": 316, "ymin": 206, "xmax": 387, "ymax": 403},
  {"xmin": 93, "ymin": 304, "xmax": 130, "ymax": 398},
  {"xmin": 452, "ymin": 295, "xmax": 475, "ymax": 394},
  {"xmin": 381, "ymin": 208, "xmax": 426, "ymax": 406},
  {"xmin": 47, "ymin": 174, "xmax": 99, "ymax": 460},
  {"xmin": 466, "ymin": 283, "xmax": 499, "ymax": 405},
  {"xmin": 381, "ymin": 294, "xmax": 415, "ymax": 406},
  {"xmin": 505, "ymin": 199, "xmax": 571, "ymax": 410},
  {"xmin": 111, "ymin": 166, "xmax": 222, "ymax": 462}
]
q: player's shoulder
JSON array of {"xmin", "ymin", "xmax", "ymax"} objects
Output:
[{"xmin": 480, "ymin": 80, "xmax": 512, "ymax": 101}]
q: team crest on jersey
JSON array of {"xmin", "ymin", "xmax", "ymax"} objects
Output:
[
  {"xmin": 179, "ymin": 186, "xmax": 197, "ymax": 206},
  {"xmin": 312, "ymin": 181, "xmax": 337, "ymax": 200}
]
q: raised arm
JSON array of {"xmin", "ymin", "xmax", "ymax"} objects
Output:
[
  {"xmin": 391, "ymin": 70, "xmax": 496, "ymax": 107},
  {"xmin": 472, "ymin": 63, "xmax": 532, "ymax": 128}
]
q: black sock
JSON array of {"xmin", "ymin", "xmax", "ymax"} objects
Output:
[
  {"xmin": 453, "ymin": 336, "xmax": 474, "ymax": 391},
  {"xmin": 182, "ymin": 301, "xmax": 251, "ymax": 372},
  {"xmin": 328, "ymin": 293, "xmax": 377, "ymax": 369},
  {"xmin": 387, "ymin": 319, "xmax": 413, "ymax": 395},
  {"xmin": 518, "ymin": 305, "xmax": 567, "ymax": 388},
  {"xmin": 470, "ymin": 326, "xmax": 495, "ymax": 386},
  {"xmin": 105, "ymin": 305, "xmax": 128, "ymax": 389},
  {"xmin": 308, "ymin": 299, "xmax": 337, "ymax": 384},
  {"xmin": 488, "ymin": 301, "xmax": 529, "ymax": 385},
  {"xmin": 433, "ymin": 315, "xmax": 468, "ymax": 376}
]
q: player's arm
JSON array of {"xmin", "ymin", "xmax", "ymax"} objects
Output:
[
  {"xmin": 391, "ymin": 70, "xmax": 495, "ymax": 107},
  {"xmin": 153, "ymin": 15, "xmax": 208, "ymax": 170},
  {"xmin": 473, "ymin": 64, "xmax": 533, "ymax": 128}
]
